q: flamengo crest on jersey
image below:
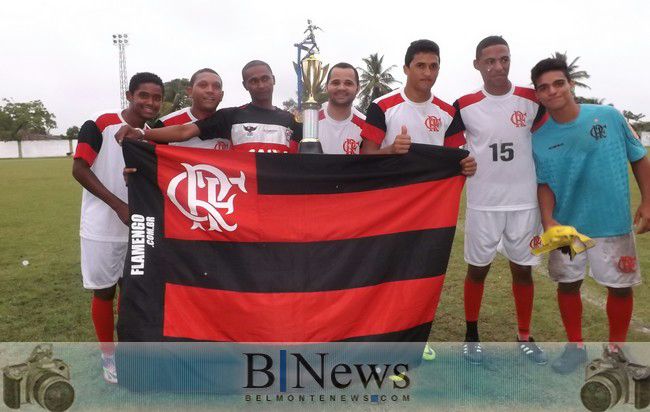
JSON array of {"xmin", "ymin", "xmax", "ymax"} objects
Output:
[
  {"xmin": 447, "ymin": 86, "xmax": 546, "ymax": 211},
  {"xmin": 318, "ymin": 102, "xmax": 366, "ymax": 154},
  {"xmin": 73, "ymin": 111, "xmax": 130, "ymax": 242},
  {"xmin": 361, "ymin": 88, "xmax": 463, "ymax": 148},
  {"xmin": 167, "ymin": 163, "xmax": 247, "ymax": 232},
  {"xmin": 159, "ymin": 107, "xmax": 231, "ymax": 150}
]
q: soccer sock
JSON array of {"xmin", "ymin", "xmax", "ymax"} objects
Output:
[
  {"xmin": 512, "ymin": 282, "xmax": 534, "ymax": 341},
  {"xmin": 557, "ymin": 290, "xmax": 583, "ymax": 343},
  {"xmin": 464, "ymin": 278, "xmax": 485, "ymax": 341},
  {"xmin": 91, "ymin": 296, "xmax": 115, "ymax": 356},
  {"xmin": 606, "ymin": 291, "xmax": 633, "ymax": 344}
]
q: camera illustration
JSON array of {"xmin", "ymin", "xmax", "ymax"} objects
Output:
[
  {"xmin": 3, "ymin": 344, "xmax": 75, "ymax": 411},
  {"xmin": 581, "ymin": 345, "xmax": 650, "ymax": 411}
]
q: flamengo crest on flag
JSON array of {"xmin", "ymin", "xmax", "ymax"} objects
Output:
[{"xmin": 167, "ymin": 163, "xmax": 247, "ymax": 232}]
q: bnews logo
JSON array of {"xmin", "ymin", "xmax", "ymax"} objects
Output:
[{"xmin": 244, "ymin": 349, "xmax": 410, "ymax": 392}]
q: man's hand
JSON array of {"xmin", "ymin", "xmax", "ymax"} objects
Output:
[
  {"xmin": 460, "ymin": 156, "xmax": 477, "ymax": 176},
  {"xmin": 123, "ymin": 167, "xmax": 137, "ymax": 185},
  {"xmin": 634, "ymin": 202, "xmax": 650, "ymax": 234},
  {"xmin": 115, "ymin": 125, "xmax": 144, "ymax": 145},
  {"xmin": 113, "ymin": 200, "xmax": 130, "ymax": 226},
  {"xmin": 390, "ymin": 126, "xmax": 411, "ymax": 154}
]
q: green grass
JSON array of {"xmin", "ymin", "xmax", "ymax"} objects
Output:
[{"xmin": 0, "ymin": 157, "xmax": 647, "ymax": 342}]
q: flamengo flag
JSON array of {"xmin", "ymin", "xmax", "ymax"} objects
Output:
[{"xmin": 117, "ymin": 139, "xmax": 466, "ymax": 343}]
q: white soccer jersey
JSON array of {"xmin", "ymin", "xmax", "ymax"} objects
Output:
[
  {"xmin": 446, "ymin": 86, "xmax": 547, "ymax": 211},
  {"xmin": 157, "ymin": 107, "xmax": 231, "ymax": 150},
  {"xmin": 361, "ymin": 88, "xmax": 464, "ymax": 149},
  {"xmin": 74, "ymin": 111, "xmax": 129, "ymax": 242},
  {"xmin": 318, "ymin": 102, "xmax": 366, "ymax": 154}
]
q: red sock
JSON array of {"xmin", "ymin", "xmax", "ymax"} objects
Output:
[
  {"xmin": 92, "ymin": 296, "xmax": 115, "ymax": 356},
  {"xmin": 607, "ymin": 291, "xmax": 633, "ymax": 344},
  {"xmin": 464, "ymin": 278, "xmax": 485, "ymax": 322},
  {"xmin": 557, "ymin": 290, "xmax": 583, "ymax": 343},
  {"xmin": 512, "ymin": 282, "xmax": 534, "ymax": 341}
]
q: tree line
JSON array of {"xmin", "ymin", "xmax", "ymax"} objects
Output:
[{"xmin": 2, "ymin": 51, "xmax": 647, "ymax": 142}]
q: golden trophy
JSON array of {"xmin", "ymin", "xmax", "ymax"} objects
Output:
[{"xmin": 299, "ymin": 54, "xmax": 328, "ymax": 154}]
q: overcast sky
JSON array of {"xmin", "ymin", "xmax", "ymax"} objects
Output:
[{"xmin": 2, "ymin": 0, "xmax": 649, "ymax": 134}]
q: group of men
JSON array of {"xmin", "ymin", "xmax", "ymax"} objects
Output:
[{"xmin": 72, "ymin": 35, "xmax": 649, "ymax": 384}]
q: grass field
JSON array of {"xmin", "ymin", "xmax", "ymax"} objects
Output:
[{"xmin": 0, "ymin": 157, "xmax": 648, "ymax": 342}]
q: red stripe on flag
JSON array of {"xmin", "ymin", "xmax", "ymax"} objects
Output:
[
  {"xmin": 73, "ymin": 142, "xmax": 98, "ymax": 166},
  {"xmin": 163, "ymin": 275, "xmax": 445, "ymax": 342},
  {"xmin": 162, "ymin": 158, "xmax": 464, "ymax": 243}
]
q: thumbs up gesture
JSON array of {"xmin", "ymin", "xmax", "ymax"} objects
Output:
[{"xmin": 391, "ymin": 125, "xmax": 412, "ymax": 154}]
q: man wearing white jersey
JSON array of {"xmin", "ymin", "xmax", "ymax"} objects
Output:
[
  {"xmin": 361, "ymin": 39, "xmax": 476, "ymax": 362},
  {"xmin": 445, "ymin": 36, "xmax": 548, "ymax": 365},
  {"xmin": 360, "ymin": 39, "xmax": 474, "ymax": 173},
  {"xmin": 72, "ymin": 72, "xmax": 164, "ymax": 383},
  {"xmin": 153, "ymin": 68, "xmax": 230, "ymax": 150},
  {"xmin": 319, "ymin": 62, "xmax": 365, "ymax": 154}
]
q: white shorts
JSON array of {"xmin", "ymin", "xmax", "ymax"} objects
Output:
[
  {"xmin": 80, "ymin": 238, "xmax": 127, "ymax": 289},
  {"xmin": 464, "ymin": 208, "xmax": 542, "ymax": 267},
  {"xmin": 548, "ymin": 232, "xmax": 641, "ymax": 288}
]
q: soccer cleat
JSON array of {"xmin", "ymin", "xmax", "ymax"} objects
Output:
[
  {"xmin": 422, "ymin": 344, "xmax": 436, "ymax": 361},
  {"xmin": 101, "ymin": 353, "xmax": 118, "ymax": 384},
  {"xmin": 462, "ymin": 342, "xmax": 483, "ymax": 365},
  {"xmin": 551, "ymin": 343, "xmax": 587, "ymax": 374},
  {"xmin": 517, "ymin": 337, "xmax": 548, "ymax": 365}
]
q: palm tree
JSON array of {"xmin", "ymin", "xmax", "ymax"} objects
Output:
[
  {"xmin": 159, "ymin": 78, "xmax": 191, "ymax": 117},
  {"xmin": 357, "ymin": 53, "xmax": 400, "ymax": 112},
  {"xmin": 551, "ymin": 51, "xmax": 590, "ymax": 90}
]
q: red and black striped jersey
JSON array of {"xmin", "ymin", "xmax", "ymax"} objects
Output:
[
  {"xmin": 361, "ymin": 88, "xmax": 463, "ymax": 149},
  {"xmin": 195, "ymin": 104, "xmax": 302, "ymax": 153},
  {"xmin": 74, "ymin": 111, "xmax": 129, "ymax": 242}
]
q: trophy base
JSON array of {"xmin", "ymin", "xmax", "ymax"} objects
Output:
[{"xmin": 299, "ymin": 140, "xmax": 323, "ymax": 154}]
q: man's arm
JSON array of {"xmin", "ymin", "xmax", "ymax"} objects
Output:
[
  {"xmin": 631, "ymin": 156, "xmax": 650, "ymax": 234},
  {"xmin": 115, "ymin": 123, "xmax": 200, "ymax": 144},
  {"xmin": 72, "ymin": 158, "xmax": 129, "ymax": 225},
  {"xmin": 537, "ymin": 183, "xmax": 559, "ymax": 230}
]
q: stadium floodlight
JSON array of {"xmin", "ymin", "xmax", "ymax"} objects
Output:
[{"xmin": 112, "ymin": 33, "xmax": 129, "ymax": 109}]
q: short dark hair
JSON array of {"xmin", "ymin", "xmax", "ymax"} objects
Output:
[
  {"xmin": 404, "ymin": 39, "xmax": 440, "ymax": 67},
  {"xmin": 530, "ymin": 58, "xmax": 571, "ymax": 88},
  {"xmin": 326, "ymin": 62, "xmax": 359, "ymax": 85},
  {"xmin": 241, "ymin": 60, "xmax": 273, "ymax": 80},
  {"xmin": 128, "ymin": 72, "xmax": 164, "ymax": 94},
  {"xmin": 190, "ymin": 68, "xmax": 220, "ymax": 86},
  {"xmin": 475, "ymin": 35, "xmax": 509, "ymax": 59}
]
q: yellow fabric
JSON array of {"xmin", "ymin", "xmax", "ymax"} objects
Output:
[{"xmin": 531, "ymin": 226, "xmax": 596, "ymax": 259}]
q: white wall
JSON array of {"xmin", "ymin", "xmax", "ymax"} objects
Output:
[{"xmin": 0, "ymin": 140, "xmax": 77, "ymax": 158}]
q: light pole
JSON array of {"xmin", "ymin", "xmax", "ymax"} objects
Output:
[{"xmin": 112, "ymin": 33, "xmax": 129, "ymax": 109}]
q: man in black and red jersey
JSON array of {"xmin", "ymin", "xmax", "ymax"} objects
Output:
[{"xmin": 116, "ymin": 60, "xmax": 302, "ymax": 152}]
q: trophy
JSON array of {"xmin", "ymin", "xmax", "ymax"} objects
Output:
[{"xmin": 299, "ymin": 54, "xmax": 328, "ymax": 154}]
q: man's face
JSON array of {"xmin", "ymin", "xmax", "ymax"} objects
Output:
[
  {"xmin": 188, "ymin": 72, "xmax": 223, "ymax": 113},
  {"xmin": 126, "ymin": 82, "xmax": 163, "ymax": 120},
  {"xmin": 534, "ymin": 70, "xmax": 574, "ymax": 111},
  {"xmin": 474, "ymin": 44, "xmax": 510, "ymax": 90},
  {"xmin": 242, "ymin": 65, "xmax": 274, "ymax": 102},
  {"xmin": 404, "ymin": 52, "xmax": 440, "ymax": 94},
  {"xmin": 327, "ymin": 67, "xmax": 359, "ymax": 107}
]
